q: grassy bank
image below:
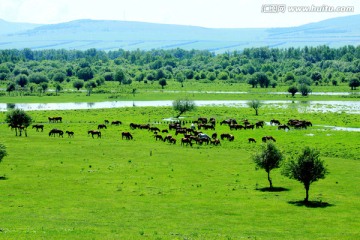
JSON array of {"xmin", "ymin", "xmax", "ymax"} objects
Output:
[
  {"xmin": 0, "ymin": 106, "xmax": 359, "ymax": 239},
  {"xmin": 1, "ymin": 81, "xmax": 360, "ymax": 103}
]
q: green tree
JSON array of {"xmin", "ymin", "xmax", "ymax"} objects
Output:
[
  {"xmin": 247, "ymin": 99, "xmax": 263, "ymax": 116},
  {"xmin": 115, "ymin": 69, "xmax": 127, "ymax": 84},
  {"xmin": 15, "ymin": 74, "xmax": 28, "ymax": 88},
  {"xmin": 53, "ymin": 72, "xmax": 66, "ymax": 83},
  {"xmin": 6, "ymin": 82, "xmax": 16, "ymax": 95},
  {"xmin": 76, "ymin": 67, "xmax": 94, "ymax": 81},
  {"xmin": 175, "ymin": 72, "xmax": 185, "ymax": 87},
  {"xmin": 73, "ymin": 80, "xmax": 84, "ymax": 91},
  {"xmin": 55, "ymin": 83, "xmax": 62, "ymax": 96},
  {"xmin": 29, "ymin": 73, "xmax": 49, "ymax": 84},
  {"xmin": 40, "ymin": 82, "xmax": 48, "ymax": 94},
  {"xmin": 0, "ymin": 143, "xmax": 7, "ymax": 164},
  {"xmin": 85, "ymin": 80, "xmax": 97, "ymax": 96},
  {"xmin": 159, "ymin": 78, "xmax": 167, "ymax": 89},
  {"xmin": 299, "ymin": 84, "xmax": 312, "ymax": 96},
  {"xmin": 254, "ymin": 72, "xmax": 270, "ymax": 88},
  {"xmin": 288, "ymin": 85, "xmax": 298, "ymax": 97},
  {"xmin": 349, "ymin": 78, "xmax": 360, "ymax": 90},
  {"xmin": 253, "ymin": 142, "xmax": 284, "ymax": 189},
  {"xmin": 5, "ymin": 109, "xmax": 33, "ymax": 137},
  {"xmin": 283, "ymin": 147, "xmax": 328, "ymax": 202},
  {"xmin": 172, "ymin": 98, "xmax": 196, "ymax": 118}
]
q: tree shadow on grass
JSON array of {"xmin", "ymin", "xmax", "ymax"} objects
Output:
[
  {"xmin": 288, "ymin": 200, "xmax": 334, "ymax": 208},
  {"xmin": 257, "ymin": 187, "xmax": 290, "ymax": 192},
  {"xmin": 0, "ymin": 176, "xmax": 7, "ymax": 180}
]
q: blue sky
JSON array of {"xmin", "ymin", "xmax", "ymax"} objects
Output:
[{"xmin": 0, "ymin": 0, "xmax": 358, "ymax": 28}]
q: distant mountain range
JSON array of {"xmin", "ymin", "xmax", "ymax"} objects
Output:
[{"xmin": 0, "ymin": 15, "xmax": 359, "ymax": 53}]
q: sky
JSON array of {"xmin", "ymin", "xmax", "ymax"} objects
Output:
[{"xmin": 0, "ymin": 0, "xmax": 359, "ymax": 28}]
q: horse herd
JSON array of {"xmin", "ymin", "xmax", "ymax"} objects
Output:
[{"xmin": 27, "ymin": 116, "xmax": 312, "ymax": 148}]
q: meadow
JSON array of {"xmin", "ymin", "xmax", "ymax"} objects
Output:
[{"xmin": 0, "ymin": 102, "xmax": 359, "ymax": 239}]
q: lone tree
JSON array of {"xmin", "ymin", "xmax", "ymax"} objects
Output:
[
  {"xmin": 247, "ymin": 99, "xmax": 263, "ymax": 116},
  {"xmin": 172, "ymin": 98, "xmax": 196, "ymax": 118},
  {"xmin": 159, "ymin": 78, "xmax": 167, "ymax": 89},
  {"xmin": 5, "ymin": 109, "xmax": 33, "ymax": 137},
  {"xmin": 349, "ymin": 78, "xmax": 360, "ymax": 90},
  {"xmin": 0, "ymin": 143, "xmax": 7, "ymax": 163},
  {"xmin": 288, "ymin": 85, "xmax": 298, "ymax": 97},
  {"xmin": 253, "ymin": 142, "xmax": 284, "ymax": 189},
  {"xmin": 282, "ymin": 147, "xmax": 328, "ymax": 203}
]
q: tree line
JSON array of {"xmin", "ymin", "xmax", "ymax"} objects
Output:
[{"xmin": 0, "ymin": 45, "xmax": 359, "ymax": 96}]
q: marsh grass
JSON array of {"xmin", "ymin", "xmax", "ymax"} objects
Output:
[{"xmin": 0, "ymin": 106, "xmax": 359, "ymax": 239}]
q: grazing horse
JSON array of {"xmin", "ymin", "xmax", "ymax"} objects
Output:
[
  {"xmin": 130, "ymin": 123, "xmax": 140, "ymax": 129},
  {"xmin": 270, "ymin": 119, "xmax": 281, "ymax": 125},
  {"xmin": 111, "ymin": 120, "xmax": 122, "ymax": 126},
  {"xmin": 66, "ymin": 131, "xmax": 74, "ymax": 137},
  {"xmin": 210, "ymin": 139, "xmax": 221, "ymax": 146},
  {"xmin": 221, "ymin": 133, "xmax": 235, "ymax": 141},
  {"xmin": 154, "ymin": 134, "xmax": 163, "ymax": 141},
  {"xmin": 49, "ymin": 116, "xmax": 62, "ymax": 123},
  {"xmin": 122, "ymin": 132, "xmax": 133, "ymax": 140},
  {"xmin": 211, "ymin": 133, "xmax": 218, "ymax": 139},
  {"xmin": 88, "ymin": 130, "xmax": 101, "ymax": 138},
  {"xmin": 32, "ymin": 124, "xmax": 44, "ymax": 132},
  {"xmin": 278, "ymin": 124, "xmax": 290, "ymax": 130},
  {"xmin": 255, "ymin": 121, "xmax": 264, "ymax": 128},
  {"xmin": 181, "ymin": 137, "xmax": 193, "ymax": 146},
  {"xmin": 49, "ymin": 129, "xmax": 63, "ymax": 137},
  {"xmin": 230, "ymin": 124, "xmax": 244, "ymax": 130},
  {"xmin": 220, "ymin": 119, "xmax": 237, "ymax": 126},
  {"xmin": 149, "ymin": 127, "xmax": 160, "ymax": 132},
  {"xmin": 262, "ymin": 136, "xmax": 276, "ymax": 142},
  {"xmin": 248, "ymin": 138, "xmax": 256, "ymax": 143},
  {"xmin": 169, "ymin": 137, "xmax": 177, "ymax": 144},
  {"xmin": 98, "ymin": 124, "xmax": 107, "ymax": 130},
  {"xmin": 244, "ymin": 124, "xmax": 255, "ymax": 130},
  {"xmin": 104, "ymin": 120, "xmax": 109, "ymax": 124},
  {"xmin": 197, "ymin": 117, "xmax": 208, "ymax": 124},
  {"xmin": 161, "ymin": 129, "xmax": 169, "ymax": 133}
]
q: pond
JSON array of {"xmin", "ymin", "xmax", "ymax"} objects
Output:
[{"xmin": 1, "ymin": 100, "xmax": 359, "ymax": 114}]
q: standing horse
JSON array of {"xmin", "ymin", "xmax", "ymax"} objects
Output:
[
  {"xmin": 122, "ymin": 132, "xmax": 133, "ymax": 140},
  {"xmin": 248, "ymin": 138, "xmax": 256, "ymax": 143},
  {"xmin": 88, "ymin": 130, "xmax": 101, "ymax": 138},
  {"xmin": 49, "ymin": 129, "xmax": 64, "ymax": 137},
  {"xmin": 262, "ymin": 136, "xmax": 276, "ymax": 142},
  {"xmin": 32, "ymin": 124, "xmax": 44, "ymax": 132},
  {"xmin": 98, "ymin": 124, "xmax": 107, "ymax": 130},
  {"xmin": 66, "ymin": 131, "xmax": 74, "ymax": 137}
]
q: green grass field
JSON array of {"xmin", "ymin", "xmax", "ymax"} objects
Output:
[{"xmin": 0, "ymin": 105, "xmax": 359, "ymax": 239}]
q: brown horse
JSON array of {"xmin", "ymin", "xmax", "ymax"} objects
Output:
[
  {"xmin": 66, "ymin": 131, "xmax": 74, "ymax": 137},
  {"xmin": 255, "ymin": 121, "xmax": 264, "ymax": 128},
  {"xmin": 270, "ymin": 119, "xmax": 281, "ymax": 125},
  {"xmin": 181, "ymin": 137, "xmax": 193, "ymax": 146},
  {"xmin": 210, "ymin": 139, "xmax": 221, "ymax": 146},
  {"xmin": 49, "ymin": 116, "xmax": 62, "ymax": 123},
  {"xmin": 32, "ymin": 124, "xmax": 44, "ymax": 132},
  {"xmin": 88, "ymin": 130, "xmax": 101, "ymax": 138},
  {"xmin": 98, "ymin": 124, "xmax": 107, "ymax": 129},
  {"xmin": 248, "ymin": 138, "xmax": 256, "ymax": 143},
  {"xmin": 221, "ymin": 133, "xmax": 234, "ymax": 141},
  {"xmin": 49, "ymin": 129, "xmax": 64, "ymax": 137},
  {"xmin": 154, "ymin": 134, "xmax": 163, "ymax": 141},
  {"xmin": 278, "ymin": 124, "xmax": 290, "ymax": 130},
  {"xmin": 111, "ymin": 120, "xmax": 122, "ymax": 126},
  {"xmin": 122, "ymin": 132, "xmax": 133, "ymax": 140},
  {"xmin": 262, "ymin": 136, "xmax": 276, "ymax": 142}
]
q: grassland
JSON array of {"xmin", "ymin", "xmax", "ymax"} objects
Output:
[{"xmin": 0, "ymin": 104, "xmax": 359, "ymax": 239}]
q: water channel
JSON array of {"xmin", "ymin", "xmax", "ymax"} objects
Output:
[{"xmin": 1, "ymin": 100, "xmax": 359, "ymax": 114}]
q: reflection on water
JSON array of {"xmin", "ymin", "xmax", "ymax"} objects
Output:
[{"xmin": 0, "ymin": 100, "xmax": 359, "ymax": 114}]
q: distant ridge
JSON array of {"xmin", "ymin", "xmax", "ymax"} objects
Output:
[{"xmin": 0, "ymin": 15, "xmax": 359, "ymax": 53}]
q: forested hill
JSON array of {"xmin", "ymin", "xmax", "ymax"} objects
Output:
[{"xmin": 0, "ymin": 14, "xmax": 359, "ymax": 53}]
